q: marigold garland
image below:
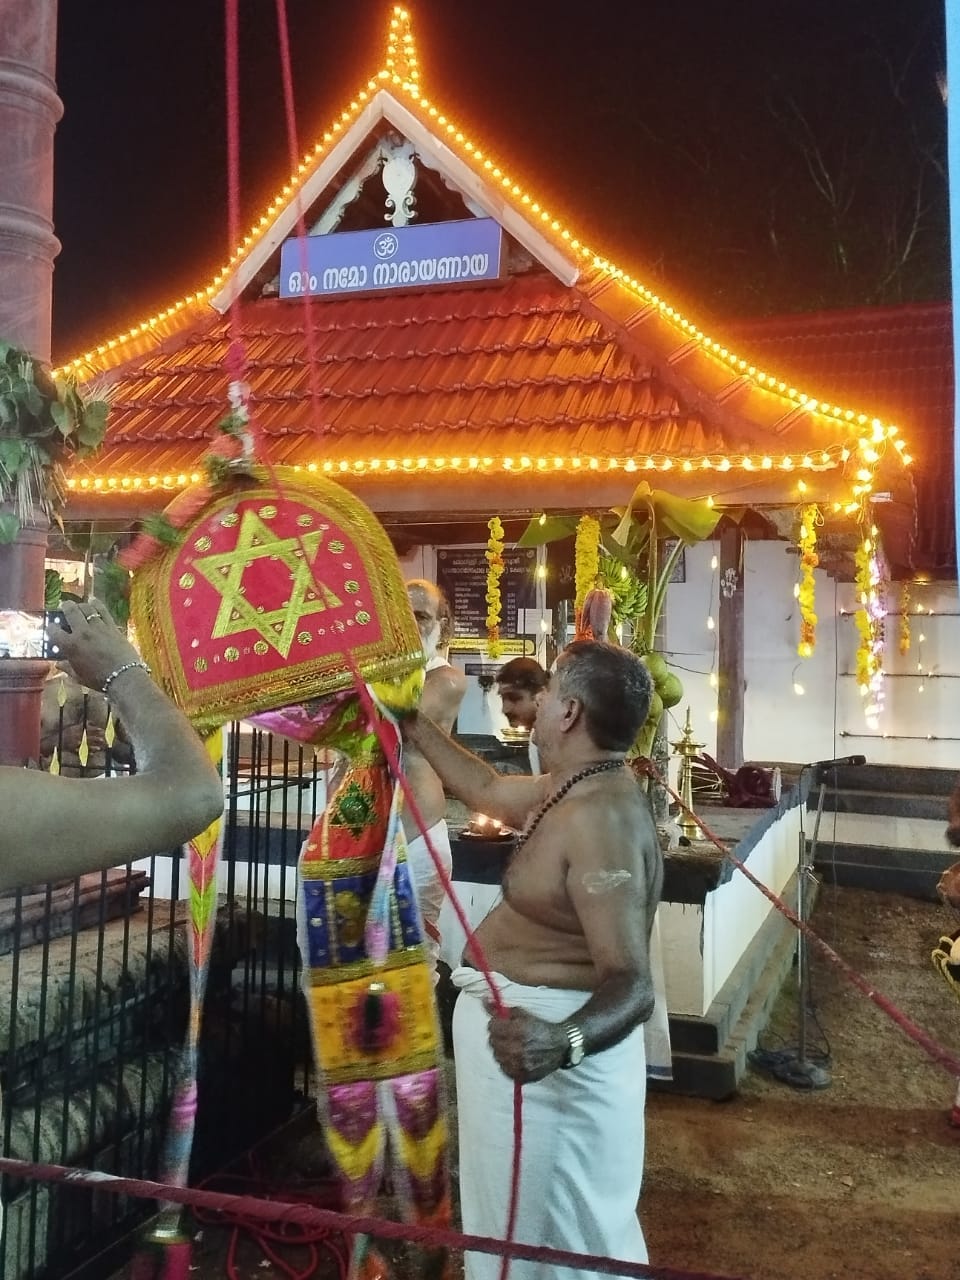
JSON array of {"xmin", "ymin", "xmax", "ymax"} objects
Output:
[
  {"xmin": 796, "ymin": 503, "xmax": 820, "ymax": 657},
  {"xmin": 898, "ymin": 582, "xmax": 911, "ymax": 656},
  {"xmin": 485, "ymin": 515, "xmax": 505, "ymax": 658},
  {"xmin": 574, "ymin": 515, "xmax": 601, "ymax": 637},
  {"xmin": 854, "ymin": 529, "xmax": 886, "ymax": 727}
]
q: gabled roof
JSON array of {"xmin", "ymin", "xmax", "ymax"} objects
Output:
[
  {"xmin": 56, "ymin": 5, "xmax": 915, "ymax": 537},
  {"xmin": 724, "ymin": 302, "xmax": 953, "ymax": 575}
]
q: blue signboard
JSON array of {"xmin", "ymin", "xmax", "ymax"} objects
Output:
[{"xmin": 279, "ymin": 218, "xmax": 503, "ymax": 299}]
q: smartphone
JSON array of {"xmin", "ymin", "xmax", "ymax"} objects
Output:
[{"xmin": 43, "ymin": 609, "xmax": 70, "ymax": 658}]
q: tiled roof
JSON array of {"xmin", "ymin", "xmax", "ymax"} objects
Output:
[
  {"xmin": 95, "ymin": 274, "xmax": 725, "ymax": 463},
  {"xmin": 76, "ymin": 269, "xmax": 913, "ymax": 523},
  {"xmin": 723, "ymin": 303, "xmax": 953, "ymax": 575}
]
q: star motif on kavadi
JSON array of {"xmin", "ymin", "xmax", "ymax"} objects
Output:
[{"xmin": 192, "ymin": 509, "xmax": 345, "ymax": 658}]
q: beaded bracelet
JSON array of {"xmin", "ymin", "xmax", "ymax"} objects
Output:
[{"xmin": 101, "ymin": 660, "xmax": 152, "ymax": 696}]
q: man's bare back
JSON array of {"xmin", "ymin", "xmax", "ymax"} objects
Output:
[
  {"xmin": 401, "ymin": 661, "xmax": 467, "ymax": 838},
  {"xmin": 471, "ymin": 767, "xmax": 661, "ymax": 989},
  {"xmin": 401, "ymin": 580, "xmax": 467, "ymax": 841}
]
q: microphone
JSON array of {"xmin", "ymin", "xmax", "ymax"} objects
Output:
[{"xmin": 810, "ymin": 754, "xmax": 866, "ymax": 770}]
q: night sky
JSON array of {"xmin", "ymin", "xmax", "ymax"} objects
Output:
[{"xmin": 51, "ymin": 0, "xmax": 947, "ymax": 362}]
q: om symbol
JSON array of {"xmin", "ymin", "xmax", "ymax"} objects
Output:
[{"xmin": 374, "ymin": 232, "xmax": 399, "ymax": 260}]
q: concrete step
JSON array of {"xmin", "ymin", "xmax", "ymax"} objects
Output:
[
  {"xmin": 816, "ymin": 788, "xmax": 949, "ymax": 822},
  {"xmin": 821, "ymin": 763, "xmax": 956, "ymax": 797},
  {"xmin": 810, "ymin": 840, "xmax": 956, "ymax": 901},
  {"xmin": 805, "ymin": 810, "xmax": 950, "ymax": 853}
]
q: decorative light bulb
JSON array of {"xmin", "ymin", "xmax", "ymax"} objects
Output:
[
  {"xmin": 710, "ymin": 556, "xmax": 718, "ymax": 570},
  {"xmin": 793, "ymin": 681, "xmax": 805, "ymax": 696},
  {"xmin": 706, "ymin": 616, "xmax": 715, "ymax": 631}
]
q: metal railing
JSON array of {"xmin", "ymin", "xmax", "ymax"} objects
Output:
[{"xmin": 0, "ymin": 713, "xmax": 323, "ymax": 1279}]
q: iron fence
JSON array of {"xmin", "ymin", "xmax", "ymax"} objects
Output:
[{"xmin": 0, "ymin": 709, "xmax": 323, "ymax": 1279}]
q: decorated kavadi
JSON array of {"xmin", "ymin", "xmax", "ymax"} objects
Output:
[{"xmin": 126, "ymin": 466, "xmax": 449, "ymax": 1265}]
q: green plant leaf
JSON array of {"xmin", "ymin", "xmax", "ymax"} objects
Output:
[
  {"xmin": 50, "ymin": 400, "xmax": 70, "ymax": 436},
  {"xmin": 24, "ymin": 383, "xmax": 43, "ymax": 417},
  {"xmin": 0, "ymin": 512, "xmax": 20, "ymax": 544},
  {"xmin": 517, "ymin": 514, "xmax": 579, "ymax": 546},
  {"xmin": 142, "ymin": 514, "xmax": 183, "ymax": 547},
  {"xmin": 44, "ymin": 569, "xmax": 63, "ymax": 608},
  {"xmin": 82, "ymin": 400, "xmax": 109, "ymax": 436},
  {"xmin": 93, "ymin": 559, "xmax": 131, "ymax": 626},
  {"xmin": 0, "ymin": 437, "xmax": 26, "ymax": 474},
  {"xmin": 76, "ymin": 420, "xmax": 105, "ymax": 449},
  {"xmin": 610, "ymin": 482, "xmax": 721, "ymax": 546}
]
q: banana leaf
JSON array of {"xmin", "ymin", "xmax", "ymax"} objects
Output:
[
  {"xmin": 517, "ymin": 514, "xmax": 580, "ymax": 547},
  {"xmin": 611, "ymin": 482, "xmax": 721, "ymax": 547}
]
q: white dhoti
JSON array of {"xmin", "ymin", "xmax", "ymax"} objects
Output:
[
  {"xmin": 404, "ymin": 819, "xmax": 452, "ymax": 984},
  {"xmin": 452, "ymin": 967, "xmax": 648, "ymax": 1280}
]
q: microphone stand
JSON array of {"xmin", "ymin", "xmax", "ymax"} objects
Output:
[{"xmin": 769, "ymin": 765, "xmax": 832, "ymax": 1090}]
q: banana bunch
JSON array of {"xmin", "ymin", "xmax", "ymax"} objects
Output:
[{"xmin": 598, "ymin": 556, "xmax": 648, "ymax": 629}]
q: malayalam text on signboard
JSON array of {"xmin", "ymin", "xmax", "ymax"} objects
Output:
[
  {"xmin": 435, "ymin": 546, "xmax": 537, "ymax": 644},
  {"xmin": 280, "ymin": 218, "xmax": 504, "ymax": 299}
]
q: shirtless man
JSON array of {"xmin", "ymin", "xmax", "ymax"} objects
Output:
[
  {"xmin": 402, "ymin": 579, "xmax": 467, "ymax": 981},
  {"xmin": 403, "ymin": 640, "xmax": 662, "ymax": 1280}
]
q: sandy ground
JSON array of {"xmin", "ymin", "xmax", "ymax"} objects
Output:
[{"xmin": 130, "ymin": 885, "xmax": 960, "ymax": 1280}]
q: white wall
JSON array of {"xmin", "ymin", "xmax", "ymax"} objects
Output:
[
  {"xmin": 400, "ymin": 539, "xmax": 960, "ymax": 770},
  {"xmin": 665, "ymin": 541, "xmax": 960, "ymax": 771},
  {"xmin": 658, "ymin": 800, "xmax": 802, "ymax": 1017}
]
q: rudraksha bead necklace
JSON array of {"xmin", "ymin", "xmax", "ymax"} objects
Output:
[{"xmin": 512, "ymin": 758, "xmax": 625, "ymax": 855}]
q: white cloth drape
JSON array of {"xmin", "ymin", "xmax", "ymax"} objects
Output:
[
  {"xmin": 451, "ymin": 966, "xmax": 648, "ymax": 1280},
  {"xmin": 404, "ymin": 818, "xmax": 452, "ymax": 984}
]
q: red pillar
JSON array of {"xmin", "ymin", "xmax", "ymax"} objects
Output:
[
  {"xmin": 0, "ymin": 0, "xmax": 62, "ymax": 359},
  {"xmin": 0, "ymin": 1, "xmax": 63, "ymax": 765}
]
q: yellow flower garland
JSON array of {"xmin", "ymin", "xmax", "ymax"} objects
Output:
[
  {"xmin": 854, "ymin": 528, "xmax": 886, "ymax": 723},
  {"xmin": 574, "ymin": 515, "xmax": 601, "ymax": 636},
  {"xmin": 796, "ymin": 503, "xmax": 820, "ymax": 657},
  {"xmin": 485, "ymin": 515, "xmax": 505, "ymax": 658},
  {"xmin": 898, "ymin": 582, "xmax": 911, "ymax": 656}
]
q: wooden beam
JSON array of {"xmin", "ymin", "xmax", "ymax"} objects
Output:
[{"xmin": 716, "ymin": 522, "xmax": 744, "ymax": 768}]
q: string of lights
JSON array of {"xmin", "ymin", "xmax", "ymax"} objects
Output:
[{"xmin": 53, "ymin": 6, "xmax": 911, "ymax": 531}]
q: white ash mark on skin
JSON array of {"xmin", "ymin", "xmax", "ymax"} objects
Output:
[{"xmin": 581, "ymin": 870, "xmax": 632, "ymax": 894}]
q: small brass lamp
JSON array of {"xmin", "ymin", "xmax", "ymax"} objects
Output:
[{"xmin": 670, "ymin": 707, "xmax": 704, "ymax": 840}]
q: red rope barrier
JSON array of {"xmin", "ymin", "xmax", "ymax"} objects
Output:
[
  {"xmin": 640, "ymin": 762, "xmax": 960, "ymax": 1079},
  {"xmin": 0, "ymin": 1156, "xmax": 748, "ymax": 1280},
  {"xmin": 193, "ymin": 1166, "xmax": 348, "ymax": 1280}
]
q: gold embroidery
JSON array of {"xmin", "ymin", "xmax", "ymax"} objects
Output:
[{"xmin": 192, "ymin": 510, "xmax": 342, "ymax": 658}]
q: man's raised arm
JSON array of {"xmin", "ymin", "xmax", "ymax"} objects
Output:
[
  {"xmin": 402, "ymin": 711, "xmax": 547, "ymax": 831},
  {"xmin": 0, "ymin": 600, "xmax": 224, "ymax": 892}
]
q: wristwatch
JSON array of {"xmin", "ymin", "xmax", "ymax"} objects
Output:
[{"xmin": 560, "ymin": 1020, "xmax": 585, "ymax": 1069}]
